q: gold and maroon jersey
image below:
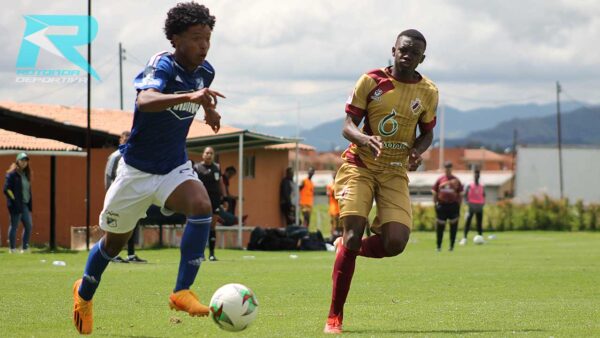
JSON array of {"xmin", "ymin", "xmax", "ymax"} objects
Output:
[{"xmin": 342, "ymin": 67, "xmax": 438, "ymax": 172}]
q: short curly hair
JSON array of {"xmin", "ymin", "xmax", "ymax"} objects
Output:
[{"xmin": 164, "ymin": 2, "xmax": 216, "ymax": 44}]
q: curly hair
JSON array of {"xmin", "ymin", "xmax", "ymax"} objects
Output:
[{"xmin": 164, "ymin": 2, "xmax": 216, "ymax": 45}]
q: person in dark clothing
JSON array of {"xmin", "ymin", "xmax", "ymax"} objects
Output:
[
  {"xmin": 3, "ymin": 152, "xmax": 34, "ymax": 253},
  {"xmin": 104, "ymin": 131, "xmax": 147, "ymax": 263},
  {"xmin": 193, "ymin": 146, "xmax": 225, "ymax": 261},
  {"xmin": 279, "ymin": 167, "xmax": 296, "ymax": 226},
  {"xmin": 221, "ymin": 166, "xmax": 237, "ymax": 214},
  {"xmin": 432, "ymin": 161, "xmax": 463, "ymax": 251}
]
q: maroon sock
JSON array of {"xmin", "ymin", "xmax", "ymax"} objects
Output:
[
  {"xmin": 328, "ymin": 245, "xmax": 358, "ymax": 319},
  {"xmin": 358, "ymin": 234, "xmax": 387, "ymax": 258}
]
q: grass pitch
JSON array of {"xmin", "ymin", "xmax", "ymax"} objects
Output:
[{"xmin": 1, "ymin": 231, "xmax": 599, "ymax": 337}]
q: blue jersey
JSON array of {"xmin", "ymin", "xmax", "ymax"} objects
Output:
[{"xmin": 121, "ymin": 51, "xmax": 215, "ymax": 175}]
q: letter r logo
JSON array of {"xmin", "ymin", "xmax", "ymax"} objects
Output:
[{"xmin": 16, "ymin": 15, "xmax": 100, "ymax": 80}]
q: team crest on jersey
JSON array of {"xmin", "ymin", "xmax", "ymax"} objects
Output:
[
  {"xmin": 168, "ymin": 90, "xmax": 201, "ymax": 120},
  {"xmin": 140, "ymin": 66, "xmax": 161, "ymax": 87},
  {"xmin": 378, "ymin": 109, "xmax": 399, "ymax": 137},
  {"xmin": 196, "ymin": 77, "xmax": 204, "ymax": 89},
  {"xmin": 410, "ymin": 98, "xmax": 424, "ymax": 116},
  {"xmin": 370, "ymin": 88, "xmax": 383, "ymax": 102}
]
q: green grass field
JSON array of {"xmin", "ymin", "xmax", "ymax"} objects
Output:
[{"xmin": 1, "ymin": 231, "xmax": 599, "ymax": 337}]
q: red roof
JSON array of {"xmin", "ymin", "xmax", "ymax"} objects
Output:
[
  {"xmin": 463, "ymin": 148, "xmax": 509, "ymax": 162},
  {"xmin": 0, "ymin": 129, "xmax": 80, "ymax": 151},
  {"xmin": 0, "ymin": 101, "xmax": 241, "ymax": 139}
]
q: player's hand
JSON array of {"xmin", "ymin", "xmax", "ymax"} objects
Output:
[
  {"xmin": 363, "ymin": 135, "xmax": 383, "ymax": 158},
  {"xmin": 204, "ymin": 107, "xmax": 221, "ymax": 133},
  {"xmin": 408, "ymin": 148, "xmax": 422, "ymax": 171},
  {"xmin": 189, "ymin": 88, "xmax": 226, "ymax": 109}
]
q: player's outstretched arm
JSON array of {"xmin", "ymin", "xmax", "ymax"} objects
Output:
[
  {"xmin": 136, "ymin": 88, "xmax": 225, "ymax": 113},
  {"xmin": 342, "ymin": 114, "xmax": 382, "ymax": 158}
]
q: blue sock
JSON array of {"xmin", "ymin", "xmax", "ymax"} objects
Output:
[
  {"xmin": 78, "ymin": 238, "xmax": 114, "ymax": 301},
  {"xmin": 174, "ymin": 215, "xmax": 212, "ymax": 292}
]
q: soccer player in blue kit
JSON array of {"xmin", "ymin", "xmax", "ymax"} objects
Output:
[{"xmin": 72, "ymin": 3, "xmax": 224, "ymax": 334}]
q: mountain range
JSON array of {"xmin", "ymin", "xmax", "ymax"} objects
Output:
[{"xmin": 233, "ymin": 102, "xmax": 597, "ymax": 151}]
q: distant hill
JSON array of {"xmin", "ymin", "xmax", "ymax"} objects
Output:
[
  {"xmin": 232, "ymin": 102, "xmax": 587, "ymax": 151},
  {"xmin": 456, "ymin": 106, "xmax": 600, "ymax": 148}
]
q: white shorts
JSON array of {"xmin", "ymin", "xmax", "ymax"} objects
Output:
[{"xmin": 99, "ymin": 159, "xmax": 200, "ymax": 234}]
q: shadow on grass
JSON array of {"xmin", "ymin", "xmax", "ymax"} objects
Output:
[{"xmin": 347, "ymin": 328, "xmax": 546, "ymax": 335}]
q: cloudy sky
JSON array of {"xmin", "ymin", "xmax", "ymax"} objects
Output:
[{"xmin": 2, "ymin": 0, "xmax": 599, "ymax": 129}]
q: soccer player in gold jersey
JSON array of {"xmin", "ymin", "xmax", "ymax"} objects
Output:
[{"xmin": 324, "ymin": 29, "xmax": 438, "ymax": 334}]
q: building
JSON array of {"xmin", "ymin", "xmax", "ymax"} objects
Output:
[
  {"xmin": 422, "ymin": 147, "xmax": 513, "ymax": 171},
  {"xmin": 515, "ymin": 145, "xmax": 600, "ymax": 203},
  {"xmin": 408, "ymin": 170, "xmax": 514, "ymax": 205},
  {"xmin": 1, "ymin": 101, "xmax": 302, "ymax": 249}
]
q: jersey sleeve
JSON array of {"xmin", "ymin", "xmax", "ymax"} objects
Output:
[
  {"xmin": 345, "ymin": 74, "xmax": 374, "ymax": 118},
  {"xmin": 432, "ymin": 177, "xmax": 441, "ymax": 193},
  {"xmin": 418, "ymin": 87, "xmax": 439, "ymax": 133},
  {"xmin": 133, "ymin": 54, "xmax": 173, "ymax": 92}
]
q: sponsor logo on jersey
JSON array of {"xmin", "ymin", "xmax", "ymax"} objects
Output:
[
  {"xmin": 410, "ymin": 98, "xmax": 424, "ymax": 116},
  {"xmin": 378, "ymin": 109, "xmax": 399, "ymax": 136},
  {"xmin": 370, "ymin": 88, "xmax": 383, "ymax": 102},
  {"xmin": 168, "ymin": 90, "xmax": 201, "ymax": 120},
  {"xmin": 382, "ymin": 141, "xmax": 410, "ymax": 150}
]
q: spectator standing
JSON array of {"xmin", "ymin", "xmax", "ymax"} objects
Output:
[
  {"xmin": 221, "ymin": 166, "xmax": 237, "ymax": 214},
  {"xmin": 326, "ymin": 172, "xmax": 341, "ymax": 239},
  {"xmin": 299, "ymin": 167, "xmax": 315, "ymax": 227},
  {"xmin": 3, "ymin": 152, "xmax": 33, "ymax": 253},
  {"xmin": 432, "ymin": 161, "xmax": 463, "ymax": 251},
  {"xmin": 194, "ymin": 146, "xmax": 225, "ymax": 261},
  {"xmin": 105, "ymin": 131, "xmax": 147, "ymax": 263},
  {"xmin": 280, "ymin": 167, "xmax": 296, "ymax": 226},
  {"xmin": 460, "ymin": 168, "xmax": 485, "ymax": 245}
]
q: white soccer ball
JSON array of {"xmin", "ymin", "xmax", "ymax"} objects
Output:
[
  {"xmin": 473, "ymin": 235, "xmax": 485, "ymax": 245},
  {"xmin": 210, "ymin": 283, "xmax": 259, "ymax": 332}
]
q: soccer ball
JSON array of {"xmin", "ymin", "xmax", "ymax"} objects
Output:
[
  {"xmin": 473, "ymin": 235, "xmax": 485, "ymax": 245},
  {"xmin": 209, "ymin": 283, "xmax": 258, "ymax": 332}
]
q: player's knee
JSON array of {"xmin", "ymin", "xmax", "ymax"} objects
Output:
[
  {"xmin": 384, "ymin": 238, "xmax": 407, "ymax": 256},
  {"xmin": 189, "ymin": 197, "xmax": 212, "ymax": 216},
  {"xmin": 343, "ymin": 232, "xmax": 362, "ymax": 251}
]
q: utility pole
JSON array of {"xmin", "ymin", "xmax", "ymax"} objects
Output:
[
  {"xmin": 556, "ymin": 81, "xmax": 564, "ymax": 199},
  {"xmin": 438, "ymin": 103, "xmax": 445, "ymax": 170},
  {"xmin": 85, "ymin": 0, "xmax": 92, "ymax": 250},
  {"xmin": 119, "ymin": 43, "xmax": 126, "ymax": 110}
]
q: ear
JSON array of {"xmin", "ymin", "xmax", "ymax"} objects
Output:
[
  {"xmin": 172, "ymin": 34, "xmax": 181, "ymax": 47},
  {"xmin": 392, "ymin": 46, "xmax": 396, "ymax": 56},
  {"xmin": 419, "ymin": 54, "xmax": 426, "ymax": 64}
]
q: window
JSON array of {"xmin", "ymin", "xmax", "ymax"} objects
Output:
[{"xmin": 243, "ymin": 155, "xmax": 255, "ymax": 178}]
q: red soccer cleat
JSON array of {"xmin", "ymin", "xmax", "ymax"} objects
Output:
[{"xmin": 324, "ymin": 316, "xmax": 343, "ymax": 334}]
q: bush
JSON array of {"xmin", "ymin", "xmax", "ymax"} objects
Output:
[{"xmin": 411, "ymin": 195, "xmax": 599, "ymax": 232}]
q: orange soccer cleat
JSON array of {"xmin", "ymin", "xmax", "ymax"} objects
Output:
[
  {"xmin": 169, "ymin": 289, "xmax": 210, "ymax": 317},
  {"xmin": 324, "ymin": 315, "xmax": 343, "ymax": 334},
  {"xmin": 72, "ymin": 279, "xmax": 93, "ymax": 335}
]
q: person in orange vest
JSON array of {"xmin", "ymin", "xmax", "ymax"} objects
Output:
[
  {"xmin": 299, "ymin": 167, "xmax": 315, "ymax": 227},
  {"xmin": 460, "ymin": 168, "xmax": 485, "ymax": 245},
  {"xmin": 326, "ymin": 171, "xmax": 341, "ymax": 239}
]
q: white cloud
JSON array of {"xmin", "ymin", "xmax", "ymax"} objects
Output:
[{"xmin": 1, "ymin": 0, "xmax": 599, "ymax": 128}]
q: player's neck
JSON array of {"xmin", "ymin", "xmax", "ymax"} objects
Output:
[
  {"xmin": 173, "ymin": 51, "xmax": 198, "ymax": 72},
  {"xmin": 389, "ymin": 66, "xmax": 420, "ymax": 83}
]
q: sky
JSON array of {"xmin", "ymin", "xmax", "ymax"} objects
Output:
[{"xmin": 1, "ymin": 0, "xmax": 599, "ymax": 129}]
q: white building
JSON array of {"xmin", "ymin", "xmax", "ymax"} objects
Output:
[{"xmin": 515, "ymin": 146, "xmax": 600, "ymax": 203}]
